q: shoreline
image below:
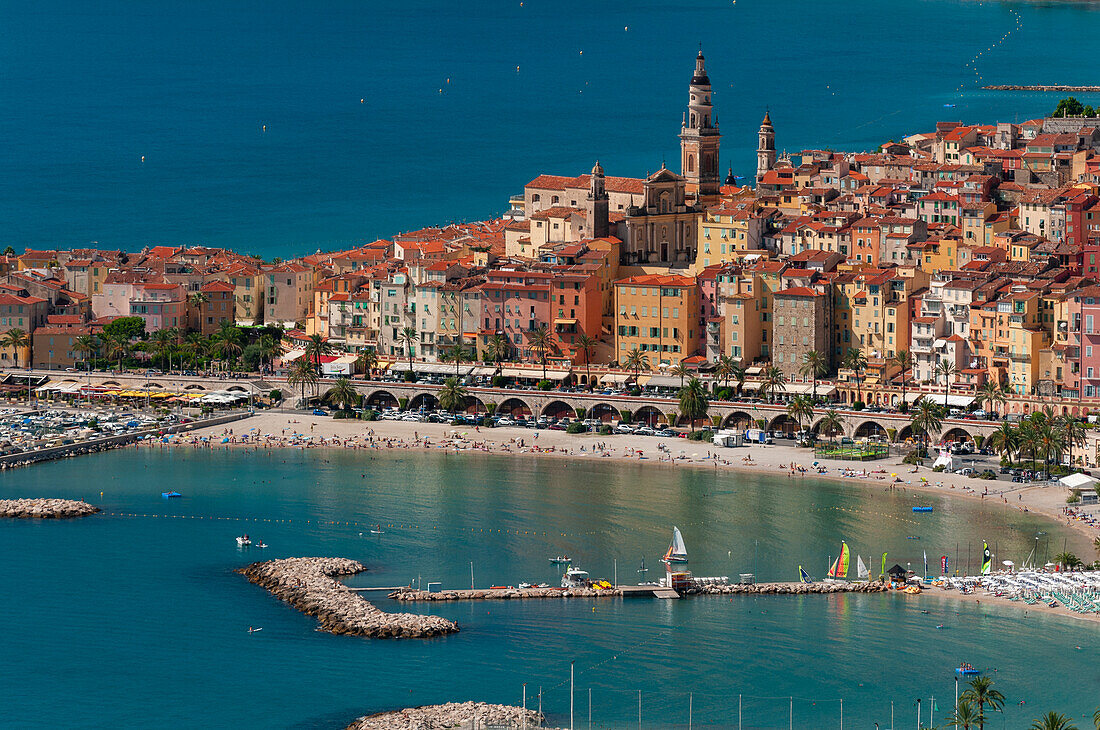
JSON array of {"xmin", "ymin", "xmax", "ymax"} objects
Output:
[{"xmin": 161, "ymin": 412, "xmax": 1099, "ymax": 555}]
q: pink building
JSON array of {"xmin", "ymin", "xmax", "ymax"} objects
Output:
[
  {"xmin": 130, "ymin": 282, "xmax": 186, "ymax": 331},
  {"xmin": 479, "ymin": 269, "xmax": 552, "ymax": 360},
  {"xmin": 1076, "ymin": 286, "xmax": 1100, "ymax": 398}
]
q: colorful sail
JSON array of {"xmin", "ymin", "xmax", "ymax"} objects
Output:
[
  {"xmin": 981, "ymin": 541, "xmax": 992, "ymax": 574},
  {"xmin": 827, "ymin": 542, "xmax": 850, "ymax": 578},
  {"xmin": 856, "ymin": 555, "xmax": 869, "ymax": 580},
  {"xmin": 799, "ymin": 566, "xmax": 812, "ymax": 583},
  {"xmin": 663, "ymin": 526, "xmax": 688, "ymax": 563}
]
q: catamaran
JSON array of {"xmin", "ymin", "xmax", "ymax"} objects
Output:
[
  {"xmin": 662, "ymin": 526, "xmax": 688, "ymax": 564},
  {"xmin": 826, "ymin": 541, "xmax": 850, "ymax": 581}
]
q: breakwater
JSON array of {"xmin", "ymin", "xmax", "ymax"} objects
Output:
[
  {"xmin": 238, "ymin": 557, "xmax": 458, "ymax": 639},
  {"xmin": 345, "ymin": 702, "xmax": 555, "ymax": 730},
  {"xmin": 390, "ymin": 580, "xmax": 890, "ymax": 602},
  {"xmin": 984, "ymin": 84, "xmax": 1100, "ymax": 92},
  {"xmin": 0, "ymin": 498, "xmax": 99, "ymax": 519}
]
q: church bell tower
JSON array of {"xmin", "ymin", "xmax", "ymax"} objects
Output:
[
  {"xmin": 679, "ymin": 50, "xmax": 721, "ymax": 203},
  {"xmin": 756, "ymin": 110, "xmax": 776, "ymax": 185}
]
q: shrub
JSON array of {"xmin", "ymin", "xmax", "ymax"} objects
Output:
[
  {"xmin": 902, "ymin": 451, "xmax": 924, "ymax": 465},
  {"xmin": 687, "ymin": 429, "xmax": 714, "ymax": 441},
  {"xmin": 898, "ymin": 401, "xmax": 909, "ymax": 413},
  {"xmin": 491, "ymin": 376, "xmax": 507, "ymax": 388},
  {"xmin": 403, "ymin": 370, "xmax": 416, "ymax": 382},
  {"xmin": 362, "ymin": 410, "xmax": 377, "ymax": 422},
  {"xmin": 973, "ymin": 434, "xmax": 985, "ymax": 449},
  {"xmin": 332, "ymin": 410, "xmax": 353, "ymax": 419},
  {"xmin": 714, "ymin": 387, "xmax": 733, "ymax": 401},
  {"xmin": 978, "ymin": 470, "xmax": 997, "ymax": 480},
  {"xmin": 398, "ymin": 397, "xmax": 409, "ymax": 410},
  {"xmin": 629, "ymin": 387, "xmax": 641, "ymax": 396},
  {"xmin": 618, "ymin": 409, "xmax": 632, "ymax": 423},
  {"xmin": 269, "ymin": 389, "xmax": 282, "ymax": 401},
  {"xmin": 566, "ymin": 422, "xmax": 587, "ymax": 434},
  {"xmin": 755, "ymin": 419, "xmax": 766, "ymax": 429},
  {"xmin": 479, "ymin": 416, "xmax": 494, "ymax": 427},
  {"xmin": 537, "ymin": 379, "xmax": 553, "ymax": 391},
  {"xmin": 852, "ymin": 401, "xmax": 864, "ymax": 411},
  {"xmin": 484, "ymin": 402, "xmax": 497, "ymax": 415},
  {"xmin": 451, "ymin": 419, "xmax": 464, "ymax": 426},
  {"xmin": 575, "ymin": 407, "xmax": 586, "ymax": 419},
  {"xmin": 886, "ymin": 427, "xmax": 898, "ymax": 443},
  {"xmin": 932, "ymin": 465, "xmax": 945, "ymax": 473},
  {"xmin": 1067, "ymin": 489, "xmax": 1082, "ymax": 504},
  {"xmin": 599, "ymin": 425, "xmax": 613, "ymax": 435}
]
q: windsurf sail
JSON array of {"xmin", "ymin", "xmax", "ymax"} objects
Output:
[
  {"xmin": 663, "ymin": 526, "xmax": 688, "ymax": 562},
  {"xmin": 981, "ymin": 541, "xmax": 992, "ymax": 574},
  {"xmin": 827, "ymin": 541, "xmax": 850, "ymax": 578},
  {"xmin": 799, "ymin": 566, "xmax": 813, "ymax": 583},
  {"xmin": 857, "ymin": 555, "xmax": 869, "ymax": 580}
]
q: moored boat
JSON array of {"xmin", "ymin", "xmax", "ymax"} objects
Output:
[
  {"xmin": 549, "ymin": 556, "xmax": 571, "ymax": 564},
  {"xmin": 162, "ymin": 491, "xmax": 182, "ymax": 498},
  {"xmin": 236, "ymin": 535, "xmax": 251, "ymax": 547},
  {"xmin": 561, "ymin": 567, "xmax": 590, "ymax": 588},
  {"xmin": 662, "ymin": 526, "xmax": 688, "ymax": 564}
]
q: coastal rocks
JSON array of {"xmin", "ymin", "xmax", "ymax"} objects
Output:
[
  {"xmin": 0, "ymin": 498, "xmax": 100, "ymax": 519},
  {"xmin": 345, "ymin": 702, "xmax": 556, "ymax": 730},
  {"xmin": 390, "ymin": 586, "xmax": 608, "ymax": 601},
  {"xmin": 238, "ymin": 557, "xmax": 458, "ymax": 639},
  {"xmin": 700, "ymin": 581, "xmax": 890, "ymax": 595}
]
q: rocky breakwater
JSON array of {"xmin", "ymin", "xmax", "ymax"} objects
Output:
[
  {"xmin": 345, "ymin": 702, "xmax": 557, "ymax": 730},
  {"xmin": 699, "ymin": 580, "xmax": 890, "ymax": 595},
  {"xmin": 0, "ymin": 498, "xmax": 100, "ymax": 519},
  {"xmin": 390, "ymin": 586, "xmax": 611, "ymax": 601},
  {"xmin": 238, "ymin": 557, "xmax": 458, "ymax": 639}
]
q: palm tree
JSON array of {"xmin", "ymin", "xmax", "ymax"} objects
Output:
[
  {"xmin": 1028, "ymin": 711, "xmax": 1077, "ymax": 730},
  {"xmin": 936, "ymin": 358, "xmax": 957, "ymax": 409},
  {"xmin": 960, "ymin": 676, "xmax": 1005, "ymax": 730},
  {"xmin": 257, "ymin": 334, "xmax": 286, "ymax": 374},
  {"xmin": 786, "ymin": 394, "xmax": 815, "ymax": 433},
  {"xmin": 303, "ymin": 332, "xmax": 335, "ymax": 375},
  {"xmin": 484, "ymin": 333, "xmax": 510, "ymax": 374},
  {"xmin": 104, "ymin": 334, "xmax": 130, "ymax": 372},
  {"xmin": 678, "ymin": 377, "xmax": 708, "ymax": 434},
  {"xmin": 73, "ymin": 334, "xmax": 100, "ymax": 371},
  {"xmin": 440, "ymin": 343, "xmax": 470, "ymax": 378},
  {"xmin": 715, "ymin": 355, "xmax": 736, "ymax": 390},
  {"xmin": 438, "ymin": 376, "xmax": 468, "ymax": 413},
  {"xmin": 1054, "ymin": 551, "xmax": 1082, "ymax": 571},
  {"xmin": 152, "ymin": 328, "xmax": 175, "ymax": 370},
  {"xmin": 892, "ymin": 349, "xmax": 912, "ymax": 408},
  {"xmin": 524, "ymin": 325, "xmax": 553, "ymax": 381},
  {"xmin": 1092, "ymin": 706, "xmax": 1100, "ymax": 730},
  {"xmin": 818, "ymin": 410, "xmax": 844, "ymax": 444},
  {"xmin": 946, "ymin": 700, "xmax": 982, "ymax": 730},
  {"xmin": 576, "ymin": 333, "xmax": 598, "ymax": 390},
  {"xmin": 1058, "ymin": 415, "xmax": 1086, "ymax": 469},
  {"xmin": 760, "ymin": 365, "xmax": 788, "ymax": 403},
  {"xmin": 323, "ymin": 376, "xmax": 360, "ymax": 411},
  {"xmin": 844, "ymin": 347, "xmax": 868, "ymax": 405},
  {"xmin": 986, "ymin": 421, "xmax": 1019, "ymax": 467},
  {"xmin": 910, "ymin": 396, "xmax": 942, "ymax": 452},
  {"xmin": 623, "ymin": 347, "xmax": 650, "ymax": 381},
  {"xmin": 184, "ymin": 332, "xmax": 211, "ymax": 370},
  {"xmin": 214, "ymin": 325, "xmax": 244, "ymax": 370},
  {"xmin": 287, "ymin": 358, "xmax": 319, "ymax": 401},
  {"xmin": 800, "ymin": 350, "xmax": 828, "ymax": 400},
  {"xmin": 731, "ymin": 364, "xmax": 747, "ymax": 399},
  {"xmin": 975, "ymin": 380, "xmax": 1007, "ymax": 418},
  {"xmin": 0, "ymin": 328, "xmax": 31, "ymax": 368},
  {"xmin": 356, "ymin": 348, "xmax": 379, "ymax": 379},
  {"xmin": 671, "ymin": 362, "xmax": 690, "ymax": 389},
  {"xmin": 395, "ymin": 326, "xmax": 419, "ymax": 377},
  {"xmin": 188, "ymin": 292, "xmax": 209, "ymax": 310}
]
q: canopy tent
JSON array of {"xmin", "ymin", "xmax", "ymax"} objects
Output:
[
  {"xmin": 1059, "ymin": 472, "xmax": 1099, "ymax": 490},
  {"xmin": 903, "ymin": 392, "xmax": 975, "ymax": 407}
]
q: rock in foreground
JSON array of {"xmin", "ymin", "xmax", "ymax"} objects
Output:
[
  {"xmin": 345, "ymin": 702, "xmax": 557, "ymax": 729},
  {"xmin": 0, "ymin": 498, "xmax": 99, "ymax": 519},
  {"xmin": 238, "ymin": 557, "xmax": 458, "ymax": 639}
]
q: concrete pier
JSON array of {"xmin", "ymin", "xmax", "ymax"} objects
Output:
[{"xmin": 389, "ymin": 580, "xmax": 889, "ymax": 602}]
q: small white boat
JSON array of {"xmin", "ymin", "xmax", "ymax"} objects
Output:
[
  {"xmin": 662, "ymin": 526, "xmax": 688, "ymax": 564},
  {"xmin": 370, "ymin": 524, "xmax": 384, "ymax": 535},
  {"xmin": 561, "ymin": 567, "xmax": 590, "ymax": 588},
  {"xmin": 549, "ymin": 556, "xmax": 571, "ymax": 564},
  {"xmin": 255, "ymin": 542, "xmax": 268, "ymax": 549},
  {"xmin": 236, "ymin": 535, "xmax": 251, "ymax": 547}
]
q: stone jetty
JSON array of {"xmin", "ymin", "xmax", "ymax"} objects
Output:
[
  {"xmin": 391, "ymin": 580, "xmax": 889, "ymax": 602},
  {"xmin": 238, "ymin": 557, "xmax": 458, "ymax": 639},
  {"xmin": 345, "ymin": 702, "xmax": 556, "ymax": 730},
  {"xmin": 0, "ymin": 498, "xmax": 99, "ymax": 519},
  {"xmin": 984, "ymin": 84, "xmax": 1100, "ymax": 92}
]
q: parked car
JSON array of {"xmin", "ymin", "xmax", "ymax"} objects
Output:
[
  {"xmin": 615, "ymin": 423, "xmax": 636, "ymax": 434},
  {"xmin": 634, "ymin": 426, "xmax": 657, "ymax": 436},
  {"xmin": 311, "ymin": 409, "xmax": 329, "ymax": 416}
]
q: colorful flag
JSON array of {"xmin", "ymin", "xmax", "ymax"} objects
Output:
[
  {"xmin": 981, "ymin": 541, "xmax": 992, "ymax": 574},
  {"xmin": 881, "ymin": 552, "xmax": 888, "ymax": 578},
  {"xmin": 941, "ymin": 555, "xmax": 948, "ymax": 574}
]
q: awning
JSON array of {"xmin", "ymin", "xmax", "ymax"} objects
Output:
[
  {"xmin": 782, "ymin": 383, "xmax": 813, "ymax": 395},
  {"xmin": 741, "ymin": 381, "xmax": 762, "ymax": 391},
  {"xmin": 543, "ymin": 369, "xmax": 571, "ymax": 381},
  {"xmin": 601, "ymin": 373, "xmax": 631, "ymax": 385},
  {"xmin": 471, "ymin": 366, "xmax": 496, "ymax": 376},
  {"xmin": 745, "ymin": 366, "xmax": 764, "ymax": 376},
  {"xmin": 553, "ymin": 318, "xmax": 578, "ymax": 325},
  {"xmin": 904, "ymin": 392, "xmax": 974, "ymax": 407},
  {"xmin": 280, "ymin": 349, "xmax": 307, "ymax": 363},
  {"xmin": 643, "ymin": 375, "xmax": 683, "ymax": 389}
]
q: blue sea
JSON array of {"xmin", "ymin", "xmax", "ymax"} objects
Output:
[
  {"xmin": 1, "ymin": 447, "xmax": 1097, "ymax": 728},
  {"xmin": 2, "ymin": 0, "xmax": 1100, "ymax": 258}
]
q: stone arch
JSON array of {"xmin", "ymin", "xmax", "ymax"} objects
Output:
[
  {"xmin": 142, "ymin": 382, "xmax": 164, "ymax": 389},
  {"xmin": 365, "ymin": 389, "xmax": 399, "ymax": 409},
  {"xmin": 587, "ymin": 402, "xmax": 618, "ymax": 422},
  {"xmin": 498, "ymin": 397, "xmax": 533, "ymax": 417},
  {"xmin": 408, "ymin": 392, "xmax": 438, "ymax": 411},
  {"xmin": 183, "ymin": 383, "xmax": 206, "ymax": 390},
  {"xmin": 226, "ymin": 385, "xmax": 248, "ymax": 393},
  {"xmin": 941, "ymin": 426, "xmax": 973, "ymax": 444},
  {"xmin": 811, "ymin": 417, "xmax": 844, "ymax": 440},
  {"xmin": 897, "ymin": 425, "xmax": 915, "ymax": 443},
  {"xmin": 541, "ymin": 400, "xmax": 574, "ymax": 419},
  {"xmin": 632, "ymin": 405, "xmax": 666, "ymax": 426},
  {"xmin": 768, "ymin": 414, "xmax": 797, "ymax": 435},
  {"xmin": 102, "ymin": 381, "xmax": 121, "ymax": 387},
  {"xmin": 721, "ymin": 410, "xmax": 754, "ymax": 429},
  {"xmin": 854, "ymin": 420, "xmax": 887, "ymax": 439}
]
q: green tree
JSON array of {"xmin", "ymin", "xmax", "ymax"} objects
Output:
[
  {"xmin": 102, "ymin": 316, "xmax": 146, "ymax": 342},
  {"xmin": 892, "ymin": 349, "xmax": 912, "ymax": 408},
  {"xmin": 395, "ymin": 326, "xmax": 419, "ymax": 376},
  {"xmin": 575, "ymin": 333, "xmax": 598, "ymax": 390},
  {"xmin": 987, "ymin": 421, "xmax": 1019, "ymax": 467},
  {"xmin": 960, "ymin": 676, "xmax": 1005, "ymax": 730},
  {"xmin": 1055, "ymin": 551, "xmax": 1082, "ymax": 570},
  {"xmin": 975, "ymin": 380, "xmax": 1007, "ymax": 418},
  {"xmin": 356, "ymin": 348, "xmax": 378, "ymax": 378},
  {"xmin": 213, "ymin": 324, "xmax": 244, "ymax": 369},
  {"xmin": 910, "ymin": 396, "xmax": 942, "ymax": 451},
  {"xmin": 257, "ymin": 334, "xmax": 285, "ymax": 373},
  {"xmin": 623, "ymin": 348, "xmax": 650, "ymax": 381},
  {"xmin": 786, "ymin": 394, "xmax": 814, "ymax": 433},
  {"xmin": 524, "ymin": 324, "xmax": 554, "ymax": 381},
  {"xmin": 818, "ymin": 410, "xmax": 844, "ymax": 444},
  {"xmin": 438, "ymin": 376, "xmax": 468, "ymax": 413},
  {"xmin": 287, "ymin": 358, "xmax": 318, "ymax": 400},
  {"xmin": 104, "ymin": 333, "xmax": 131, "ymax": 372},
  {"xmin": 1052, "ymin": 96, "xmax": 1086, "ymax": 117},
  {"xmin": 936, "ymin": 358, "xmax": 957, "ymax": 409},
  {"xmin": 1058, "ymin": 414, "xmax": 1086, "ymax": 469},
  {"xmin": 0, "ymin": 328, "xmax": 31, "ymax": 368},
  {"xmin": 671, "ymin": 362, "xmax": 690, "ymax": 389},
  {"xmin": 73, "ymin": 334, "xmax": 100, "ymax": 371},
  {"xmin": 678, "ymin": 377, "xmax": 709, "ymax": 434},
  {"xmin": 760, "ymin": 365, "xmax": 788, "ymax": 403},
  {"xmin": 946, "ymin": 699, "xmax": 982, "ymax": 730},
  {"xmin": 323, "ymin": 376, "xmax": 360, "ymax": 410},
  {"xmin": 303, "ymin": 332, "xmax": 335, "ymax": 375},
  {"xmin": 440, "ymin": 342, "xmax": 470, "ymax": 378},
  {"xmin": 800, "ymin": 350, "xmax": 828, "ymax": 400},
  {"xmin": 715, "ymin": 355, "xmax": 736, "ymax": 390},
  {"xmin": 844, "ymin": 347, "xmax": 868, "ymax": 405},
  {"xmin": 187, "ymin": 292, "xmax": 209, "ymax": 310},
  {"xmin": 484, "ymin": 333, "xmax": 510, "ymax": 372},
  {"xmin": 1028, "ymin": 711, "xmax": 1077, "ymax": 730}
]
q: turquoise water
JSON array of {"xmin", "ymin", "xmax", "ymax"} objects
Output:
[
  {"xmin": 3, "ymin": 0, "xmax": 1100, "ymax": 256},
  {"xmin": 1, "ymin": 447, "xmax": 1096, "ymax": 728}
]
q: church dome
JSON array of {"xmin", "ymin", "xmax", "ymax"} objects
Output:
[
  {"xmin": 591, "ymin": 160, "xmax": 604, "ymax": 176},
  {"xmin": 724, "ymin": 167, "xmax": 737, "ymax": 186}
]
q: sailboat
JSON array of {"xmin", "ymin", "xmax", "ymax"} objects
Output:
[
  {"xmin": 799, "ymin": 566, "xmax": 814, "ymax": 583},
  {"xmin": 856, "ymin": 555, "xmax": 870, "ymax": 581},
  {"xmin": 662, "ymin": 526, "xmax": 688, "ymax": 564},
  {"xmin": 826, "ymin": 541, "xmax": 850, "ymax": 581}
]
